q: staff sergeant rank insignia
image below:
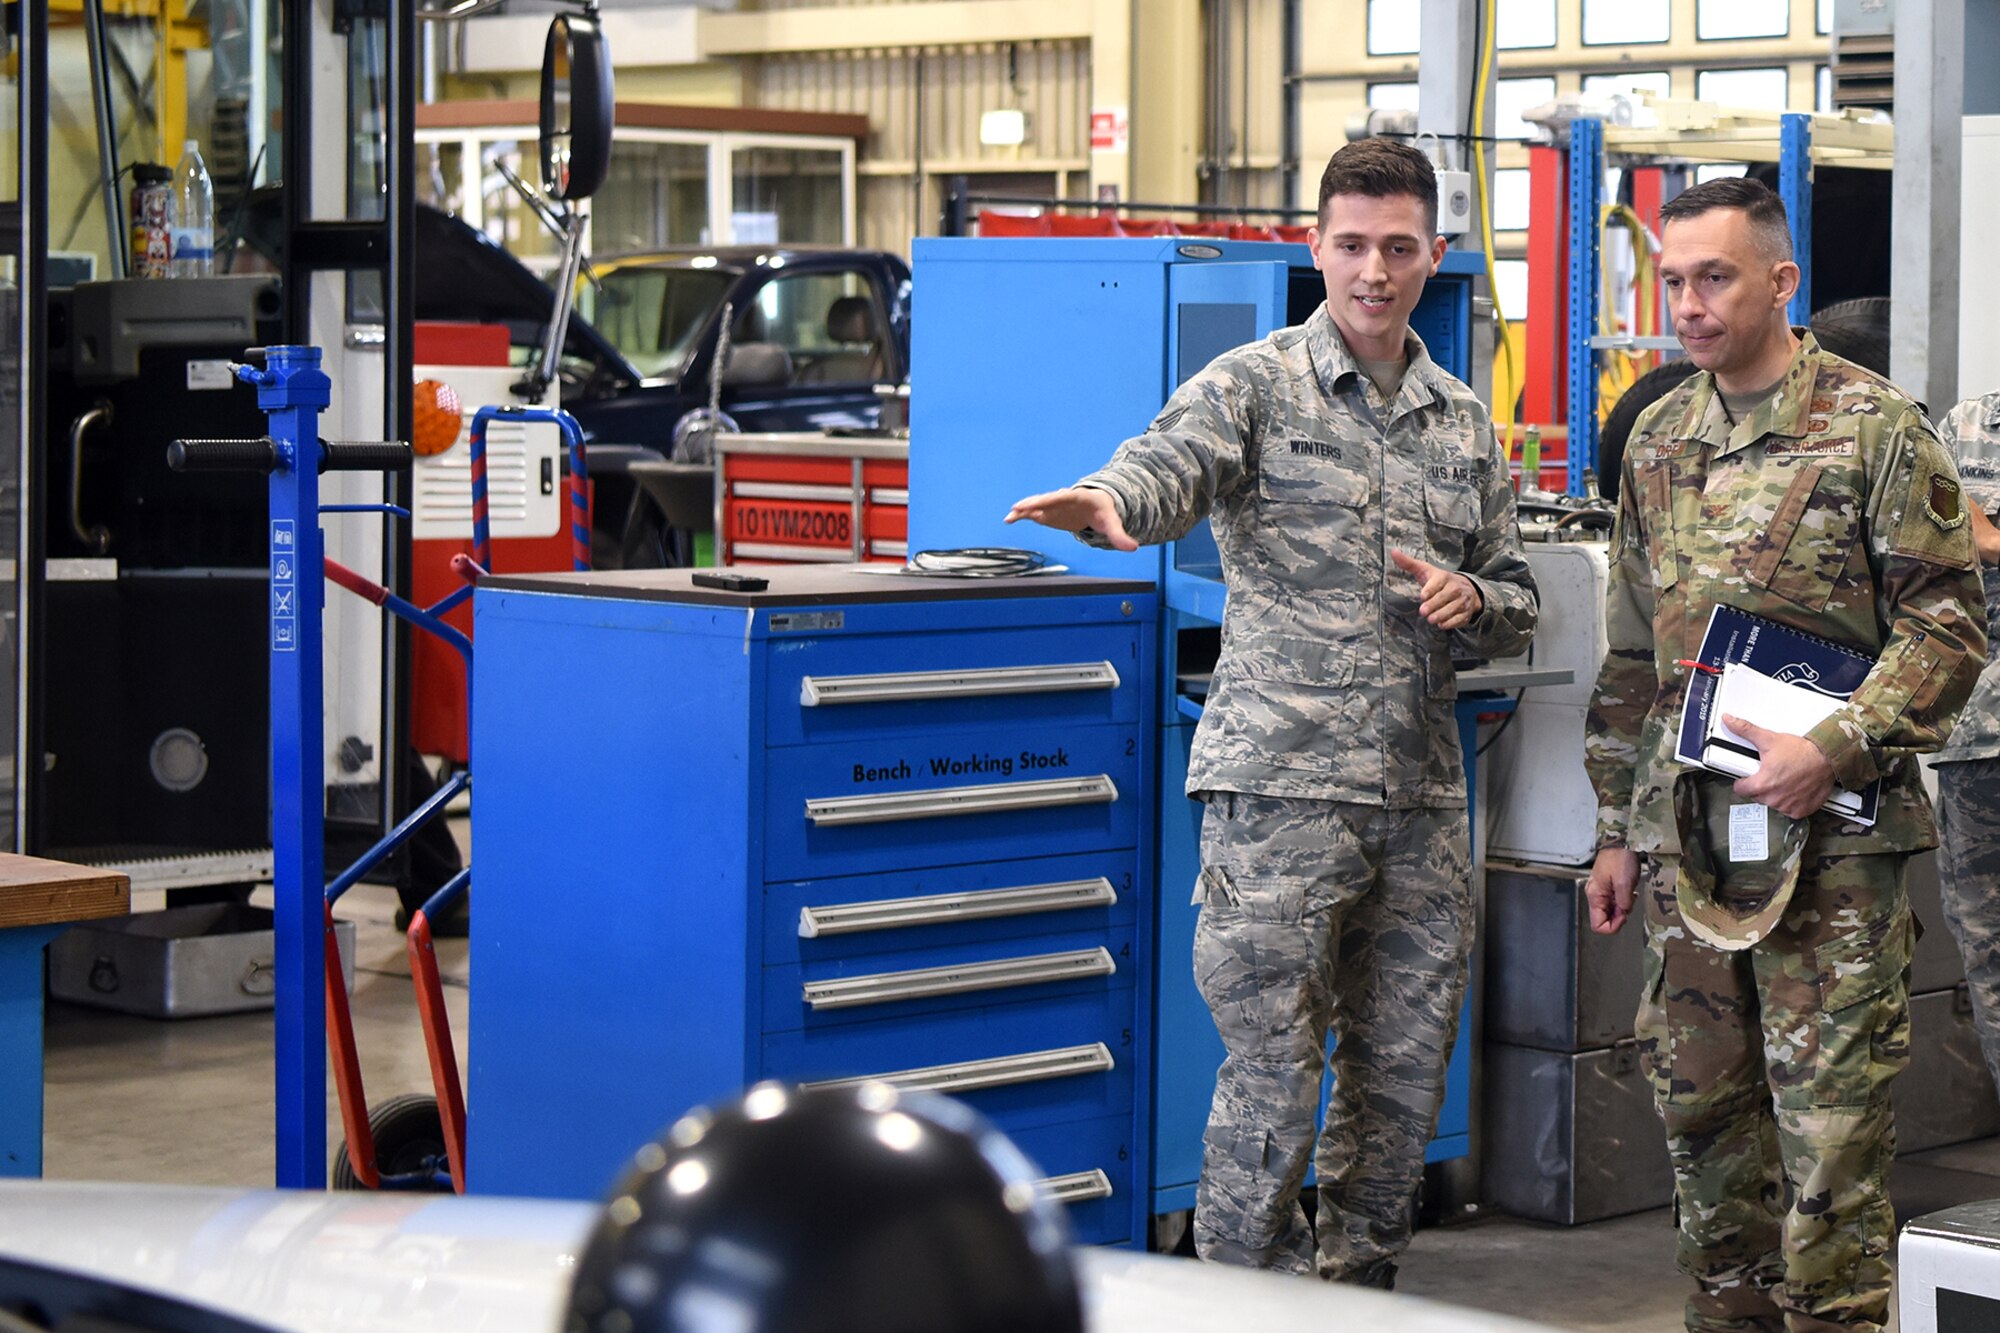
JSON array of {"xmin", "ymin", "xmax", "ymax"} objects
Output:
[{"xmin": 1927, "ymin": 473, "xmax": 1967, "ymax": 530}]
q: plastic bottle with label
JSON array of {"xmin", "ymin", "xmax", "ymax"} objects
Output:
[
  {"xmin": 170, "ymin": 140, "xmax": 214, "ymax": 278},
  {"xmin": 1522, "ymin": 422, "xmax": 1542, "ymax": 494}
]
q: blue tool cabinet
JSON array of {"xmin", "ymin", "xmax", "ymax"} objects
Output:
[
  {"xmin": 468, "ymin": 566, "xmax": 1157, "ymax": 1247},
  {"xmin": 907, "ymin": 238, "xmax": 1485, "ymax": 1216}
]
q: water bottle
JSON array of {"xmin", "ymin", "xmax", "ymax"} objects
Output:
[{"xmin": 170, "ymin": 140, "xmax": 214, "ymax": 278}]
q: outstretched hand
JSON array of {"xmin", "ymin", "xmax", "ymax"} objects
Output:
[
  {"xmin": 1723, "ymin": 714, "xmax": 1837, "ymax": 820},
  {"xmin": 1389, "ymin": 549, "xmax": 1482, "ymax": 630},
  {"xmin": 1005, "ymin": 487, "xmax": 1138, "ymax": 552}
]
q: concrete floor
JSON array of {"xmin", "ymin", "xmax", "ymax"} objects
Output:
[{"xmin": 37, "ymin": 876, "xmax": 2000, "ymax": 1331}]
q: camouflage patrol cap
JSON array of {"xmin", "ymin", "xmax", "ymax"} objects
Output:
[{"xmin": 1672, "ymin": 772, "xmax": 1811, "ymax": 951}]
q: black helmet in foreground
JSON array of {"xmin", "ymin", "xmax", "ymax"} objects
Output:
[{"xmin": 563, "ymin": 1081, "xmax": 1085, "ymax": 1333}]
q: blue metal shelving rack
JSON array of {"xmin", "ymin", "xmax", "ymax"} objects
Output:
[{"xmin": 1561, "ymin": 111, "xmax": 1819, "ymax": 493}]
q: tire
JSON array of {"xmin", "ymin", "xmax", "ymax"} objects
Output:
[
  {"xmin": 1597, "ymin": 358, "xmax": 1700, "ymax": 504},
  {"xmin": 331, "ymin": 1093, "xmax": 451, "ymax": 1191},
  {"xmin": 1595, "ymin": 298, "xmax": 1892, "ymax": 506},
  {"xmin": 614, "ymin": 489, "xmax": 695, "ymax": 571},
  {"xmin": 1808, "ymin": 296, "xmax": 1891, "ymax": 379}
]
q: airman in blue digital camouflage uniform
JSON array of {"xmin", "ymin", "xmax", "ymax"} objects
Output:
[{"xmin": 1008, "ymin": 139, "xmax": 1537, "ymax": 1289}]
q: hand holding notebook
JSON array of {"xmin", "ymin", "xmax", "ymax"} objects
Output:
[{"xmin": 1701, "ymin": 661, "xmax": 1866, "ymax": 820}]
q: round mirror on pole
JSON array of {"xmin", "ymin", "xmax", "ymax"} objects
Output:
[{"xmin": 539, "ymin": 11, "xmax": 613, "ymax": 203}]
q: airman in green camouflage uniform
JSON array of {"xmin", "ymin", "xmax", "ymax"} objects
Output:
[
  {"xmin": 1584, "ymin": 178, "xmax": 1985, "ymax": 1333},
  {"xmin": 1010, "ymin": 141, "xmax": 1537, "ymax": 1287},
  {"xmin": 1930, "ymin": 392, "xmax": 2000, "ymax": 1096}
]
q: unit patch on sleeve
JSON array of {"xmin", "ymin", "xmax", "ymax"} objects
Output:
[{"xmin": 1927, "ymin": 473, "xmax": 1968, "ymax": 530}]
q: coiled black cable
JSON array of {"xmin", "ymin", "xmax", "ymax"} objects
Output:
[{"xmin": 906, "ymin": 547, "xmax": 1051, "ymax": 577}]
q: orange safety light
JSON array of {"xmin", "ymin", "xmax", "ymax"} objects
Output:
[{"xmin": 412, "ymin": 378, "xmax": 464, "ymax": 457}]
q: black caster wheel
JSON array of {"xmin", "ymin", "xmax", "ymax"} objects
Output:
[{"xmin": 331, "ymin": 1093, "xmax": 450, "ymax": 1191}]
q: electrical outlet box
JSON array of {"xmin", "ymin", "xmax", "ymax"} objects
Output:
[{"xmin": 1438, "ymin": 169, "xmax": 1474, "ymax": 236}]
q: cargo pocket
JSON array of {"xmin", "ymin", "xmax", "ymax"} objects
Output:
[
  {"xmin": 1637, "ymin": 462, "xmax": 1679, "ymax": 593},
  {"xmin": 1258, "ymin": 450, "xmax": 1372, "ymax": 509},
  {"xmin": 1193, "ymin": 866, "xmax": 1322, "ymax": 1062},
  {"xmin": 1423, "ymin": 473, "xmax": 1481, "ymax": 566},
  {"xmin": 1805, "ymin": 913, "xmax": 1913, "ymax": 1108},
  {"xmin": 1886, "ymin": 632, "xmax": 1962, "ymax": 732},
  {"xmin": 1217, "ymin": 635, "xmax": 1358, "ymax": 769},
  {"xmin": 1633, "ymin": 940, "xmax": 1674, "ymax": 1104},
  {"xmin": 1200, "ymin": 1121, "xmax": 1289, "ymax": 1249},
  {"xmin": 1748, "ymin": 464, "xmax": 1860, "ymax": 613}
]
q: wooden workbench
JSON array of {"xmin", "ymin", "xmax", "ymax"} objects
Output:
[{"xmin": 0, "ymin": 853, "xmax": 129, "ymax": 1176}]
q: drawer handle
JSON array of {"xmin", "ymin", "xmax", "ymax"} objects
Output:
[
  {"xmin": 734, "ymin": 481, "xmax": 856, "ymax": 502},
  {"xmin": 801, "ymin": 1042, "xmax": 1115, "ymax": 1094},
  {"xmin": 801, "ymin": 947, "xmax": 1115, "ymax": 1010},
  {"xmin": 805, "ymin": 776, "xmax": 1117, "ymax": 827},
  {"xmin": 800, "ymin": 661, "xmax": 1120, "ymax": 707},
  {"xmin": 798, "ymin": 877, "xmax": 1117, "ymax": 937},
  {"xmin": 733, "ymin": 542, "xmax": 852, "ymax": 563},
  {"xmin": 1037, "ymin": 1169, "xmax": 1114, "ymax": 1205}
]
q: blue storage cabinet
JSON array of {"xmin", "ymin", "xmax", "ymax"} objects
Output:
[
  {"xmin": 908, "ymin": 238, "xmax": 1485, "ymax": 1216},
  {"xmin": 467, "ymin": 566, "xmax": 1158, "ymax": 1248}
]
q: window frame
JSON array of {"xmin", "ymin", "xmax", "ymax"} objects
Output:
[
  {"xmin": 1366, "ymin": 0, "xmax": 1420, "ymax": 55},
  {"xmin": 1693, "ymin": 66, "xmax": 1791, "ymax": 111},
  {"xmin": 1582, "ymin": 0, "xmax": 1670, "ymax": 46},
  {"xmin": 1496, "ymin": 0, "xmax": 1558, "ymax": 51},
  {"xmin": 1695, "ymin": 0, "xmax": 1790, "ymax": 40}
]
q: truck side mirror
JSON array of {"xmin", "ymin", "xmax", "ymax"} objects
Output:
[{"xmin": 540, "ymin": 12, "xmax": 613, "ymax": 203}]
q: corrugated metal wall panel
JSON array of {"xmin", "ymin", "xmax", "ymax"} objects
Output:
[
  {"xmin": 753, "ymin": 39, "xmax": 1091, "ymax": 253},
  {"xmin": 1200, "ymin": 0, "xmax": 1291, "ymax": 215}
]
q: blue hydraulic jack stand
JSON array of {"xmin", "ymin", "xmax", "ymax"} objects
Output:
[{"xmin": 167, "ymin": 345, "xmax": 411, "ymax": 1188}]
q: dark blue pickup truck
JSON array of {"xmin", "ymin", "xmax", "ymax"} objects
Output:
[
  {"xmin": 401, "ymin": 205, "xmax": 912, "ymax": 564},
  {"xmin": 569, "ymin": 245, "xmax": 912, "ymax": 442}
]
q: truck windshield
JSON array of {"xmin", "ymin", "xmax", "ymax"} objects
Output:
[{"xmin": 582, "ymin": 266, "xmax": 736, "ymax": 379}]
